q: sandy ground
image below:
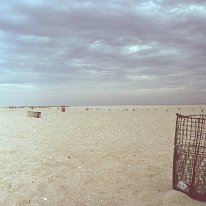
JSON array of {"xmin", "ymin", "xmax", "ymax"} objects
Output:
[{"xmin": 0, "ymin": 105, "xmax": 206, "ymax": 206}]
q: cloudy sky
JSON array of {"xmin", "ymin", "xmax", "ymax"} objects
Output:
[{"xmin": 0, "ymin": 0, "xmax": 206, "ymax": 106}]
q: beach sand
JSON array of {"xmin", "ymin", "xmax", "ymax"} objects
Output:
[{"xmin": 0, "ymin": 105, "xmax": 206, "ymax": 206}]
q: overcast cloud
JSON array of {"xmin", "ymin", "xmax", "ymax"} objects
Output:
[{"xmin": 0, "ymin": 0, "xmax": 206, "ymax": 106}]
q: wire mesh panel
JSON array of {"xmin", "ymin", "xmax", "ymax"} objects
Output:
[{"xmin": 173, "ymin": 113, "xmax": 206, "ymax": 201}]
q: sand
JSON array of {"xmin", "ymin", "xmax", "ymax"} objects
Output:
[{"xmin": 0, "ymin": 105, "xmax": 206, "ymax": 206}]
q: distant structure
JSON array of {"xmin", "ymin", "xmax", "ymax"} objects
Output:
[
  {"xmin": 27, "ymin": 111, "xmax": 41, "ymax": 118},
  {"xmin": 9, "ymin": 106, "xmax": 16, "ymax": 110},
  {"xmin": 61, "ymin": 106, "xmax": 66, "ymax": 112}
]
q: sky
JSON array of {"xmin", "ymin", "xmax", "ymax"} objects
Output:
[{"xmin": 0, "ymin": 0, "xmax": 206, "ymax": 106}]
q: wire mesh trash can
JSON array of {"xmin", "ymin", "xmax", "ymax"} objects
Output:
[
  {"xmin": 61, "ymin": 106, "xmax": 66, "ymax": 112},
  {"xmin": 173, "ymin": 113, "xmax": 206, "ymax": 201},
  {"xmin": 27, "ymin": 111, "xmax": 41, "ymax": 118}
]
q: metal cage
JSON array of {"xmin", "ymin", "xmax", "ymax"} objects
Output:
[{"xmin": 173, "ymin": 113, "xmax": 206, "ymax": 201}]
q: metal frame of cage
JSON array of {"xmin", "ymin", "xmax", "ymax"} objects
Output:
[{"xmin": 173, "ymin": 113, "xmax": 206, "ymax": 201}]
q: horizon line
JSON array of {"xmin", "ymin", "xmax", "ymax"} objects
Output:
[{"xmin": 1, "ymin": 103, "xmax": 206, "ymax": 108}]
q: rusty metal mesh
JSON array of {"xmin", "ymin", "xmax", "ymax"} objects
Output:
[{"xmin": 173, "ymin": 113, "xmax": 206, "ymax": 201}]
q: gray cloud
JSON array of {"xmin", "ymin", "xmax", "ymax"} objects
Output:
[{"xmin": 0, "ymin": 0, "xmax": 206, "ymax": 105}]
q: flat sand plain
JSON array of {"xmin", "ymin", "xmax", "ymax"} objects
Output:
[{"xmin": 0, "ymin": 105, "xmax": 206, "ymax": 206}]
